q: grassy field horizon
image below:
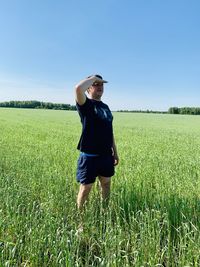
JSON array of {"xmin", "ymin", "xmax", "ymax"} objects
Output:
[{"xmin": 0, "ymin": 108, "xmax": 200, "ymax": 266}]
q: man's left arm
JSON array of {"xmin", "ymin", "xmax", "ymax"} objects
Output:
[{"xmin": 112, "ymin": 134, "xmax": 119, "ymax": 166}]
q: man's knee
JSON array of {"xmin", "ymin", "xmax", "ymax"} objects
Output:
[
  {"xmin": 99, "ymin": 177, "xmax": 111, "ymax": 188},
  {"xmin": 79, "ymin": 183, "xmax": 93, "ymax": 196}
]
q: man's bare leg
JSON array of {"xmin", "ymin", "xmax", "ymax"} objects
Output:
[
  {"xmin": 77, "ymin": 183, "xmax": 93, "ymax": 210},
  {"xmin": 98, "ymin": 176, "xmax": 111, "ymax": 206},
  {"xmin": 76, "ymin": 183, "xmax": 93, "ymax": 234}
]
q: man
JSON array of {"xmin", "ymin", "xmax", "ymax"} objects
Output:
[{"xmin": 75, "ymin": 74, "xmax": 119, "ymax": 211}]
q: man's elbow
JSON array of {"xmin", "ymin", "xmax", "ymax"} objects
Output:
[
  {"xmin": 75, "ymin": 88, "xmax": 86, "ymax": 105},
  {"xmin": 75, "ymin": 84, "xmax": 81, "ymax": 93}
]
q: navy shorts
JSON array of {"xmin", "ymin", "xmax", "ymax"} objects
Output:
[{"xmin": 76, "ymin": 153, "xmax": 115, "ymax": 184}]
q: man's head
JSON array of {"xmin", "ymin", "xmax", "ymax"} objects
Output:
[{"xmin": 87, "ymin": 74, "xmax": 108, "ymax": 101}]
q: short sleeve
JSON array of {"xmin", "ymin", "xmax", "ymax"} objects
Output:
[{"xmin": 76, "ymin": 97, "xmax": 93, "ymax": 116}]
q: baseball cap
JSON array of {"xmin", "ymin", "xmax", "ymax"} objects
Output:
[{"xmin": 88, "ymin": 74, "xmax": 108, "ymax": 83}]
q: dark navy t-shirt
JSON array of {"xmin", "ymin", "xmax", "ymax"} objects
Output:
[{"xmin": 76, "ymin": 97, "xmax": 113, "ymax": 155}]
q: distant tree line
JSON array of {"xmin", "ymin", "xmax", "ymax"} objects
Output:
[
  {"xmin": 117, "ymin": 107, "xmax": 200, "ymax": 115},
  {"xmin": 1, "ymin": 101, "xmax": 199, "ymax": 115},
  {"xmin": 117, "ymin": 109, "xmax": 167, "ymax": 114},
  {"xmin": 168, "ymin": 107, "xmax": 200, "ymax": 115},
  {"xmin": 0, "ymin": 100, "xmax": 76, "ymax": 110}
]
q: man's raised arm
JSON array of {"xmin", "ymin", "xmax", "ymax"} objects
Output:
[{"xmin": 75, "ymin": 76, "xmax": 96, "ymax": 105}]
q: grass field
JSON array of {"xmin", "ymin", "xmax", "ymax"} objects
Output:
[{"xmin": 0, "ymin": 108, "xmax": 200, "ymax": 266}]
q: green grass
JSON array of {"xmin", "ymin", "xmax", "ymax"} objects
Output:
[{"xmin": 0, "ymin": 108, "xmax": 200, "ymax": 266}]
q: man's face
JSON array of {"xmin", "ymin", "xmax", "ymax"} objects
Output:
[{"xmin": 88, "ymin": 82, "xmax": 104, "ymax": 100}]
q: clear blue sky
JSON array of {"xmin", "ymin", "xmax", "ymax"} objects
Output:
[{"xmin": 0, "ymin": 0, "xmax": 199, "ymax": 111}]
